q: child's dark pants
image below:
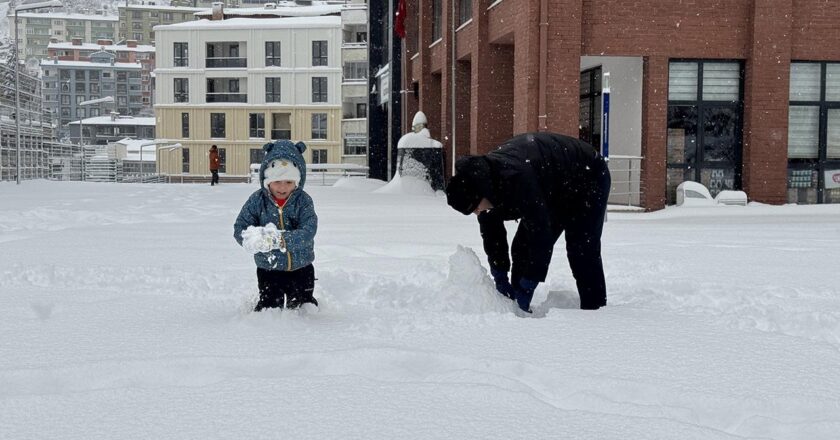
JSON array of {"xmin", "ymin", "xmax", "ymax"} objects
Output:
[{"xmin": 255, "ymin": 264, "xmax": 316, "ymax": 311}]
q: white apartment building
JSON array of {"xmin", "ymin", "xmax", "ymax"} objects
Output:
[
  {"xmin": 10, "ymin": 12, "xmax": 119, "ymax": 59},
  {"xmin": 153, "ymin": 15, "xmax": 342, "ymax": 179},
  {"xmin": 340, "ymin": 0, "xmax": 368, "ymax": 167}
]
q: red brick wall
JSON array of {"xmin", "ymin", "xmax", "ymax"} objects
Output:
[
  {"xmin": 791, "ymin": 0, "xmax": 840, "ymax": 60},
  {"xmin": 641, "ymin": 56, "xmax": 669, "ymax": 210}
]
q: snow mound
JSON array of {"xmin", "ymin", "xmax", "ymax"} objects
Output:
[
  {"xmin": 331, "ymin": 177, "xmax": 387, "ymax": 191},
  {"xmin": 373, "ymin": 173, "xmax": 436, "ymax": 196}
]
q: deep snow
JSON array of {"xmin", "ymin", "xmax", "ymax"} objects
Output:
[{"xmin": 1, "ymin": 179, "xmax": 839, "ymax": 439}]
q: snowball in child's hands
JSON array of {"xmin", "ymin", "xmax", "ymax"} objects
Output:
[{"xmin": 242, "ymin": 225, "xmax": 271, "ymax": 254}]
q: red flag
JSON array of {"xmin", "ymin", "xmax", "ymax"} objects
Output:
[{"xmin": 395, "ymin": 0, "xmax": 407, "ymax": 39}]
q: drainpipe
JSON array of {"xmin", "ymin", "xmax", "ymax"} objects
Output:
[
  {"xmin": 450, "ymin": 0, "xmax": 457, "ymax": 175},
  {"xmin": 538, "ymin": 0, "xmax": 548, "ymax": 131}
]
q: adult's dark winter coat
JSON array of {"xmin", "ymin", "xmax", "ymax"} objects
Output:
[{"xmin": 447, "ymin": 132, "xmax": 611, "ymax": 310}]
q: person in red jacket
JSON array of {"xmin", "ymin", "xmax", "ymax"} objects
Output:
[{"xmin": 209, "ymin": 145, "xmax": 220, "ymax": 186}]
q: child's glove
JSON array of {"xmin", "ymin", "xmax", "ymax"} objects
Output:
[{"xmin": 241, "ymin": 224, "xmax": 286, "ymax": 254}]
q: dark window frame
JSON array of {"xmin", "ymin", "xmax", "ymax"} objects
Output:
[
  {"xmin": 311, "ymin": 113, "xmax": 327, "ymax": 140},
  {"xmin": 210, "ymin": 112, "xmax": 226, "ymax": 138},
  {"xmin": 173, "ymin": 42, "xmax": 188, "ymax": 67},
  {"xmin": 265, "ymin": 41, "xmax": 281, "ymax": 67},
  {"xmin": 312, "ymin": 77, "xmax": 327, "ymax": 103},
  {"xmin": 181, "ymin": 112, "xmax": 189, "ymax": 138},
  {"xmin": 312, "ymin": 40, "xmax": 328, "ymax": 66}
]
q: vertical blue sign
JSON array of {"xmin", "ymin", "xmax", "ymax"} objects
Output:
[{"xmin": 601, "ymin": 72, "xmax": 610, "ymax": 159}]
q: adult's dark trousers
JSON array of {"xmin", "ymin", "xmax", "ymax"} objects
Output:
[
  {"xmin": 255, "ymin": 264, "xmax": 316, "ymax": 311},
  {"xmin": 511, "ymin": 158, "xmax": 611, "ymax": 309},
  {"xmin": 210, "ymin": 170, "xmax": 219, "ymax": 185}
]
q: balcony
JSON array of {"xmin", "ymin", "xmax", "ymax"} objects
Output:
[
  {"xmin": 342, "ymin": 82, "xmax": 367, "ymax": 99},
  {"xmin": 341, "ymin": 7, "xmax": 367, "ymax": 26},
  {"xmin": 205, "ymin": 57, "xmax": 247, "ymax": 68},
  {"xmin": 206, "ymin": 93, "xmax": 247, "ymax": 103}
]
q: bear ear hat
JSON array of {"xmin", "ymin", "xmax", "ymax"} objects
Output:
[
  {"xmin": 262, "ymin": 142, "xmax": 274, "ymax": 153},
  {"xmin": 295, "ymin": 141, "xmax": 307, "ymax": 154}
]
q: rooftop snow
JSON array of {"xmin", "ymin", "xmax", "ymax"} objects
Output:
[
  {"xmin": 40, "ymin": 60, "xmax": 142, "ymax": 69},
  {"xmin": 193, "ymin": 4, "xmax": 341, "ymax": 18},
  {"xmin": 48, "ymin": 42, "xmax": 155, "ymax": 53},
  {"xmin": 154, "ymin": 16, "xmax": 340, "ymax": 31},
  {"xmin": 68, "ymin": 117, "xmax": 156, "ymax": 126},
  {"xmin": 16, "ymin": 12, "xmax": 118, "ymax": 21}
]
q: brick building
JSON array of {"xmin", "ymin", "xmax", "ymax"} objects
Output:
[{"xmin": 402, "ymin": 0, "xmax": 840, "ymax": 209}]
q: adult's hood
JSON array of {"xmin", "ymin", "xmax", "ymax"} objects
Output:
[{"xmin": 259, "ymin": 140, "xmax": 308, "ymax": 190}]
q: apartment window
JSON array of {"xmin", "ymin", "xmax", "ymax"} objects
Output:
[
  {"xmin": 265, "ymin": 78, "xmax": 281, "ymax": 103},
  {"xmin": 432, "ymin": 0, "xmax": 443, "ymax": 41},
  {"xmin": 344, "ymin": 135, "xmax": 367, "ymax": 155},
  {"xmin": 174, "ymin": 42, "xmax": 188, "ymax": 67},
  {"xmin": 343, "ymin": 62, "xmax": 367, "ymax": 80},
  {"xmin": 163, "ymin": 12, "xmax": 173, "ymax": 21},
  {"xmin": 132, "ymin": 10, "xmax": 142, "ymax": 19},
  {"xmin": 250, "ymin": 148, "xmax": 264, "ymax": 165},
  {"xmin": 249, "ymin": 113, "xmax": 265, "ymax": 138},
  {"xmin": 61, "ymin": 95, "xmax": 70, "ymax": 105},
  {"xmin": 312, "ymin": 40, "xmax": 328, "ymax": 66},
  {"xmin": 667, "ymin": 60, "xmax": 744, "ymax": 204},
  {"xmin": 218, "ymin": 148, "xmax": 226, "ymax": 173},
  {"xmin": 182, "ymin": 148, "xmax": 190, "ymax": 173},
  {"xmin": 459, "ymin": 0, "xmax": 472, "ymax": 25},
  {"xmin": 311, "ymin": 149, "xmax": 328, "ymax": 164},
  {"xmin": 311, "ymin": 113, "xmax": 327, "ymax": 140},
  {"xmin": 181, "ymin": 112, "xmax": 189, "ymax": 138},
  {"xmin": 312, "ymin": 77, "xmax": 327, "ymax": 103},
  {"xmin": 265, "ymin": 41, "xmax": 281, "ymax": 67},
  {"xmin": 271, "ymin": 113, "xmax": 291, "ymax": 140},
  {"xmin": 75, "ymin": 70, "xmax": 85, "ymax": 81},
  {"xmin": 210, "ymin": 113, "xmax": 226, "ymax": 138},
  {"xmin": 174, "ymin": 78, "xmax": 188, "ymax": 102},
  {"xmin": 787, "ymin": 62, "xmax": 840, "ymax": 204},
  {"xmin": 356, "ymin": 103, "xmax": 367, "ymax": 119}
]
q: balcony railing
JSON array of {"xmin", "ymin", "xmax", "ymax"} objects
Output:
[
  {"xmin": 205, "ymin": 57, "xmax": 247, "ymax": 68},
  {"xmin": 206, "ymin": 93, "xmax": 247, "ymax": 103}
]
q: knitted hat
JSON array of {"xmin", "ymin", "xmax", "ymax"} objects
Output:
[
  {"xmin": 263, "ymin": 159, "xmax": 301, "ymax": 189},
  {"xmin": 445, "ymin": 156, "xmax": 493, "ymax": 215}
]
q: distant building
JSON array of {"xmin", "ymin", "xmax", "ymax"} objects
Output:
[
  {"xmin": 118, "ymin": 2, "xmax": 204, "ymax": 45},
  {"xmin": 0, "ymin": 64, "xmax": 52, "ymax": 181},
  {"xmin": 48, "ymin": 39, "xmax": 156, "ymax": 115},
  {"xmin": 67, "ymin": 114, "xmax": 156, "ymax": 146},
  {"xmin": 9, "ymin": 12, "xmax": 119, "ymax": 59},
  {"xmin": 153, "ymin": 5, "xmax": 343, "ymax": 180},
  {"xmin": 41, "ymin": 51, "xmax": 144, "ymax": 138}
]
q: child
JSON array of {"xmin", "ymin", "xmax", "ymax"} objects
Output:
[{"xmin": 234, "ymin": 140, "xmax": 318, "ymax": 312}]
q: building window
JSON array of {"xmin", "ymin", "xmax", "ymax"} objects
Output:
[
  {"xmin": 344, "ymin": 135, "xmax": 367, "ymax": 155},
  {"xmin": 311, "ymin": 149, "xmax": 328, "ymax": 164},
  {"xmin": 250, "ymin": 148, "xmax": 264, "ymax": 166},
  {"xmin": 312, "ymin": 40, "xmax": 328, "ymax": 66},
  {"xmin": 265, "ymin": 41, "xmax": 281, "ymax": 67},
  {"xmin": 579, "ymin": 67, "xmax": 602, "ymax": 150},
  {"xmin": 667, "ymin": 60, "xmax": 744, "ymax": 204},
  {"xmin": 174, "ymin": 42, "xmax": 188, "ymax": 67},
  {"xmin": 206, "ymin": 78, "xmax": 245, "ymax": 103},
  {"xmin": 271, "ymin": 113, "xmax": 291, "ymax": 140},
  {"xmin": 174, "ymin": 78, "xmax": 188, "ymax": 102},
  {"xmin": 432, "ymin": 0, "xmax": 443, "ymax": 41},
  {"xmin": 356, "ymin": 103, "xmax": 367, "ymax": 119},
  {"xmin": 458, "ymin": 0, "xmax": 472, "ymax": 25},
  {"xmin": 218, "ymin": 148, "xmax": 226, "ymax": 173},
  {"xmin": 312, "ymin": 77, "xmax": 327, "ymax": 103},
  {"xmin": 210, "ymin": 113, "xmax": 226, "ymax": 138},
  {"xmin": 249, "ymin": 113, "xmax": 265, "ymax": 138},
  {"xmin": 265, "ymin": 78, "xmax": 281, "ymax": 103},
  {"xmin": 182, "ymin": 148, "xmax": 190, "ymax": 173},
  {"xmin": 181, "ymin": 112, "xmax": 189, "ymax": 138},
  {"xmin": 311, "ymin": 113, "xmax": 327, "ymax": 140},
  {"xmin": 788, "ymin": 62, "xmax": 840, "ymax": 204}
]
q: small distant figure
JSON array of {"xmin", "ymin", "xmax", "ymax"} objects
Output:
[
  {"xmin": 233, "ymin": 140, "xmax": 319, "ymax": 312},
  {"xmin": 209, "ymin": 145, "xmax": 220, "ymax": 186}
]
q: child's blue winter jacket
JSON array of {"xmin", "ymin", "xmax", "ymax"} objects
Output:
[{"xmin": 233, "ymin": 140, "xmax": 317, "ymax": 271}]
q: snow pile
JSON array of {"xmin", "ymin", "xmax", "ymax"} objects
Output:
[{"xmin": 374, "ymin": 172, "xmax": 437, "ymax": 196}]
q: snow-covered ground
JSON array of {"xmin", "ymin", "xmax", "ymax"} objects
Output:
[{"xmin": 1, "ymin": 179, "xmax": 839, "ymax": 439}]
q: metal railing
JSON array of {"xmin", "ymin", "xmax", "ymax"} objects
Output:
[
  {"xmin": 205, "ymin": 58, "xmax": 247, "ymax": 68},
  {"xmin": 606, "ymin": 155, "xmax": 643, "ymax": 207}
]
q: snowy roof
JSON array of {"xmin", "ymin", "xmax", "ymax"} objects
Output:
[
  {"xmin": 48, "ymin": 42, "xmax": 156, "ymax": 53},
  {"xmin": 68, "ymin": 116, "xmax": 156, "ymax": 126},
  {"xmin": 155, "ymin": 16, "xmax": 340, "ymax": 31},
  {"xmin": 193, "ymin": 4, "xmax": 341, "ymax": 18},
  {"xmin": 120, "ymin": 4, "xmax": 205, "ymax": 12},
  {"xmin": 115, "ymin": 138, "xmax": 159, "ymax": 161},
  {"xmin": 40, "ymin": 60, "xmax": 142, "ymax": 69},
  {"xmin": 16, "ymin": 12, "xmax": 118, "ymax": 21}
]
